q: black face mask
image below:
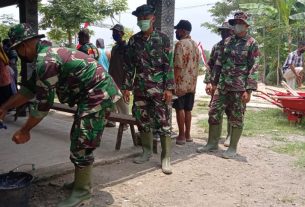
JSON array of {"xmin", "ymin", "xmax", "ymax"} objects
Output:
[{"xmin": 176, "ymin": 33, "xmax": 181, "ymax": 40}]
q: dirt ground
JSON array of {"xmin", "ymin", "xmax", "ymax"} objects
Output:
[
  {"xmin": 28, "ymin": 113, "xmax": 305, "ymax": 207},
  {"xmin": 28, "ymin": 78, "xmax": 305, "ymax": 207}
]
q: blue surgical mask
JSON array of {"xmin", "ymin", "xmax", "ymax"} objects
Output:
[
  {"xmin": 234, "ymin": 24, "xmax": 246, "ymax": 34},
  {"xmin": 137, "ymin": 20, "xmax": 151, "ymax": 32},
  {"xmin": 112, "ymin": 33, "xmax": 121, "ymax": 42}
]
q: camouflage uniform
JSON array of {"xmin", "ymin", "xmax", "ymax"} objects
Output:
[
  {"xmin": 78, "ymin": 43, "xmax": 100, "ymax": 61},
  {"xmin": 122, "ymin": 30, "xmax": 174, "ymax": 136},
  {"xmin": 19, "ymin": 43, "xmax": 121, "ymax": 167},
  {"xmin": 209, "ymin": 34, "xmax": 259, "ymax": 127},
  {"xmin": 204, "ymin": 40, "xmax": 224, "ymax": 84}
]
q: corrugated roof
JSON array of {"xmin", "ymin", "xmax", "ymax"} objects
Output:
[{"xmin": 0, "ymin": 0, "xmax": 19, "ymax": 8}]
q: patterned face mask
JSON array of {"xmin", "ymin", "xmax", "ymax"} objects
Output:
[
  {"xmin": 234, "ymin": 24, "xmax": 246, "ymax": 34},
  {"xmin": 137, "ymin": 20, "xmax": 151, "ymax": 32}
]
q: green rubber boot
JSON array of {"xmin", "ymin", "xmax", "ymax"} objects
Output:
[
  {"xmin": 222, "ymin": 126, "xmax": 243, "ymax": 159},
  {"xmin": 160, "ymin": 135, "xmax": 172, "ymax": 175},
  {"xmin": 224, "ymin": 121, "xmax": 231, "ymax": 147},
  {"xmin": 197, "ymin": 124, "xmax": 222, "ymax": 153},
  {"xmin": 133, "ymin": 132, "xmax": 153, "ymax": 164},
  {"xmin": 57, "ymin": 165, "xmax": 92, "ymax": 207}
]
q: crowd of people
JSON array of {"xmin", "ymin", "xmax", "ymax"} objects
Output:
[{"xmin": 0, "ymin": 4, "xmax": 262, "ymax": 207}]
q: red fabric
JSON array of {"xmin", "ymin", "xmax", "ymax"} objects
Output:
[{"xmin": 198, "ymin": 42, "xmax": 207, "ymax": 66}]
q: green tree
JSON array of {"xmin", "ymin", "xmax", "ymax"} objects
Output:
[
  {"xmin": 39, "ymin": 0, "xmax": 128, "ymax": 45},
  {"xmin": 0, "ymin": 14, "xmax": 17, "ymax": 40},
  {"xmin": 202, "ymin": 0, "xmax": 305, "ymax": 85}
]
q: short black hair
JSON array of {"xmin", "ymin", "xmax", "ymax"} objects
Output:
[
  {"xmin": 78, "ymin": 28, "xmax": 90, "ymax": 39},
  {"xmin": 298, "ymin": 41, "xmax": 305, "ymax": 48}
]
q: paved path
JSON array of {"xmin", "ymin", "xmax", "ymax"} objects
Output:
[
  {"xmin": 0, "ymin": 110, "xmax": 140, "ymax": 178},
  {"xmin": 0, "ymin": 75, "xmax": 279, "ymax": 178}
]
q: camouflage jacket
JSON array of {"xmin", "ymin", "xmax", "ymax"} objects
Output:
[
  {"xmin": 19, "ymin": 43, "xmax": 121, "ymax": 118},
  {"xmin": 122, "ymin": 30, "xmax": 174, "ymax": 96},
  {"xmin": 78, "ymin": 43, "xmax": 100, "ymax": 61},
  {"xmin": 204, "ymin": 40, "xmax": 224, "ymax": 84},
  {"xmin": 212, "ymin": 34, "xmax": 259, "ymax": 91}
]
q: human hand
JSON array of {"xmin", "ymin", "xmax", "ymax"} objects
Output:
[
  {"xmin": 122, "ymin": 90, "xmax": 130, "ymax": 103},
  {"xmin": 0, "ymin": 107, "xmax": 7, "ymax": 122},
  {"xmin": 163, "ymin": 90, "xmax": 173, "ymax": 104},
  {"xmin": 12, "ymin": 129, "xmax": 31, "ymax": 144},
  {"xmin": 211, "ymin": 85, "xmax": 217, "ymax": 96},
  {"xmin": 205, "ymin": 83, "xmax": 213, "ymax": 95},
  {"xmin": 241, "ymin": 91, "xmax": 251, "ymax": 104}
]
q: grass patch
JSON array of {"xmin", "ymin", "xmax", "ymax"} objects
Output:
[
  {"xmin": 197, "ymin": 106, "xmax": 305, "ymax": 137},
  {"xmin": 272, "ymin": 141, "xmax": 305, "ymax": 167}
]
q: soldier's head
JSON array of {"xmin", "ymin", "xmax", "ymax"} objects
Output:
[
  {"xmin": 8, "ymin": 23, "xmax": 45, "ymax": 63},
  {"xmin": 229, "ymin": 11, "xmax": 250, "ymax": 36},
  {"xmin": 78, "ymin": 28, "xmax": 90, "ymax": 45},
  {"xmin": 174, "ymin": 20, "xmax": 192, "ymax": 40},
  {"xmin": 110, "ymin": 24, "xmax": 124, "ymax": 42},
  {"xmin": 297, "ymin": 41, "xmax": 305, "ymax": 53},
  {"xmin": 132, "ymin": 4, "xmax": 155, "ymax": 33},
  {"xmin": 218, "ymin": 22, "xmax": 234, "ymax": 40}
]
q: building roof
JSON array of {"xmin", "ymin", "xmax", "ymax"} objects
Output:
[{"xmin": 0, "ymin": 0, "xmax": 18, "ymax": 8}]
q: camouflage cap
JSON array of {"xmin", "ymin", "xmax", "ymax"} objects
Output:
[
  {"xmin": 218, "ymin": 22, "xmax": 233, "ymax": 31},
  {"xmin": 110, "ymin": 24, "xmax": 124, "ymax": 32},
  {"xmin": 228, "ymin": 11, "xmax": 250, "ymax": 26},
  {"xmin": 132, "ymin": 4, "xmax": 155, "ymax": 17},
  {"xmin": 8, "ymin": 23, "xmax": 45, "ymax": 49}
]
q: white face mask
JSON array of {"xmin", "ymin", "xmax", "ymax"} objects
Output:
[{"xmin": 234, "ymin": 24, "xmax": 246, "ymax": 34}]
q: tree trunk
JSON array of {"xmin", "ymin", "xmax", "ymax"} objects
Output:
[{"xmin": 67, "ymin": 30, "xmax": 72, "ymax": 46}]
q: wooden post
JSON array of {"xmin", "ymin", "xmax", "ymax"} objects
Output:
[{"xmin": 19, "ymin": 0, "xmax": 38, "ymax": 83}]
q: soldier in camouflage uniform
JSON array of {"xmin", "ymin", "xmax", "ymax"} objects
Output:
[
  {"xmin": 77, "ymin": 28, "xmax": 100, "ymax": 61},
  {"xmin": 0, "ymin": 23, "xmax": 120, "ymax": 207},
  {"xmin": 197, "ymin": 12, "xmax": 259, "ymax": 159},
  {"xmin": 204, "ymin": 22, "xmax": 234, "ymax": 148},
  {"xmin": 122, "ymin": 4, "xmax": 174, "ymax": 174}
]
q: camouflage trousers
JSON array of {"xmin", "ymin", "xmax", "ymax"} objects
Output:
[
  {"xmin": 133, "ymin": 95, "xmax": 171, "ymax": 137},
  {"xmin": 208, "ymin": 90, "xmax": 246, "ymax": 128},
  {"xmin": 70, "ymin": 110, "xmax": 105, "ymax": 167}
]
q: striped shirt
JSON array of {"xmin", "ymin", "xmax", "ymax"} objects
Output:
[{"xmin": 282, "ymin": 50, "xmax": 303, "ymax": 73}]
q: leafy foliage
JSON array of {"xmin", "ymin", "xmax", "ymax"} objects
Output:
[
  {"xmin": 0, "ymin": 14, "xmax": 17, "ymax": 40},
  {"xmin": 39, "ymin": 0, "xmax": 128, "ymax": 44},
  {"xmin": 203, "ymin": 0, "xmax": 305, "ymax": 85}
]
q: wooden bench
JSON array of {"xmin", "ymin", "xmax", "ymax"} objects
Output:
[{"xmin": 15, "ymin": 102, "xmax": 138, "ymax": 150}]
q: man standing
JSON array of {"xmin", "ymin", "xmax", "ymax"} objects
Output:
[
  {"xmin": 122, "ymin": 4, "xmax": 174, "ymax": 174},
  {"xmin": 0, "ymin": 23, "xmax": 120, "ymax": 206},
  {"xmin": 282, "ymin": 41, "xmax": 305, "ymax": 89},
  {"xmin": 108, "ymin": 24, "xmax": 129, "ymax": 129},
  {"xmin": 173, "ymin": 20, "xmax": 200, "ymax": 145},
  {"xmin": 77, "ymin": 28, "xmax": 100, "ymax": 61},
  {"xmin": 204, "ymin": 22, "xmax": 234, "ymax": 147},
  {"xmin": 197, "ymin": 12, "xmax": 259, "ymax": 159}
]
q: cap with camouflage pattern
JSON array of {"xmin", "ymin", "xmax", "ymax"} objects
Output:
[
  {"xmin": 228, "ymin": 11, "xmax": 250, "ymax": 26},
  {"xmin": 8, "ymin": 23, "xmax": 45, "ymax": 49},
  {"xmin": 132, "ymin": 4, "xmax": 155, "ymax": 17}
]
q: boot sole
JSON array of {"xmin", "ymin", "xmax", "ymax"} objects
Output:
[{"xmin": 196, "ymin": 148, "xmax": 218, "ymax": 153}]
